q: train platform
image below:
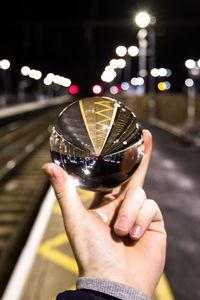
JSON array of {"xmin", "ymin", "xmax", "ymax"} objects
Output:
[
  {"xmin": 0, "ymin": 95, "xmax": 71, "ymax": 120},
  {"xmin": 2, "ymin": 186, "xmax": 174, "ymax": 300},
  {"xmin": 1, "ymin": 120, "xmax": 199, "ymax": 300}
]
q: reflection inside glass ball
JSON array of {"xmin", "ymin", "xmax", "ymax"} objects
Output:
[{"xmin": 50, "ymin": 96, "xmax": 144, "ymax": 191}]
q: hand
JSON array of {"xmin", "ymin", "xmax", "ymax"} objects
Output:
[{"xmin": 42, "ymin": 130, "xmax": 167, "ymax": 298}]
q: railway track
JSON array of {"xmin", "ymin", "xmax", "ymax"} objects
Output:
[{"xmin": 0, "ymin": 104, "xmax": 66, "ymax": 296}]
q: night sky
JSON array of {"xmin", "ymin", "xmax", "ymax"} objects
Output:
[{"xmin": 1, "ymin": 0, "xmax": 200, "ymax": 95}]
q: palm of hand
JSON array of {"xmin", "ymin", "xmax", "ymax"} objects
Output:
[{"xmin": 73, "ymin": 191, "xmax": 166, "ymax": 296}]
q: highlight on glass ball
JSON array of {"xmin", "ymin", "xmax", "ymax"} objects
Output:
[{"xmin": 50, "ymin": 96, "xmax": 144, "ymax": 191}]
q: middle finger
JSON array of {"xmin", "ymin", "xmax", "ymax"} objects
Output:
[{"xmin": 114, "ymin": 186, "xmax": 146, "ymax": 236}]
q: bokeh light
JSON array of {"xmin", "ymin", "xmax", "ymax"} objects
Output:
[
  {"xmin": 92, "ymin": 84, "xmax": 103, "ymax": 94},
  {"xmin": 128, "ymin": 46, "xmax": 139, "ymax": 57},
  {"xmin": 185, "ymin": 78, "xmax": 194, "ymax": 87},
  {"xmin": 0, "ymin": 59, "xmax": 11, "ymax": 70},
  {"xmin": 185, "ymin": 59, "xmax": 196, "ymax": 69},
  {"xmin": 69, "ymin": 85, "xmax": 79, "ymax": 95},
  {"xmin": 135, "ymin": 12, "xmax": 150, "ymax": 28},
  {"xmin": 115, "ymin": 45, "xmax": 127, "ymax": 57},
  {"xmin": 121, "ymin": 82, "xmax": 130, "ymax": 91},
  {"xmin": 21, "ymin": 66, "xmax": 30, "ymax": 76},
  {"xmin": 110, "ymin": 85, "xmax": 120, "ymax": 94}
]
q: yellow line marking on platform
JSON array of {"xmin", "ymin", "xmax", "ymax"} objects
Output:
[
  {"xmin": 78, "ymin": 188, "xmax": 94, "ymax": 203},
  {"xmin": 53, "ymin": 189, "xmax": 94, "ymax": 215},
  {"xmin": 67, "ymin": 284, "xmax": 76, "ymax": 290},
  {"xmin": 52, "ymin": 202, "xmax": 61, "ymax": 215},
  {"xmin": 155, "ymin": 273, "xmax": 175, "ymax": 300},
  {"xmin": 38, "ymin": 233, "xmax": 78, "ymax": 274}
]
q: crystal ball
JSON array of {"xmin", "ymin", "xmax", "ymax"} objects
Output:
[{"xmin": 50, "ymin": 96, "xmax": 144, "ymax": 191}]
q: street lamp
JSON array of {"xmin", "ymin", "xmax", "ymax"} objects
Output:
[
  {"xmin": 135, "ymin": 12, "xmax": 151, "ymax": 29},
  {"xmin": 135, "ymin": 12, "xmax": 150, "ymax": 93},
  {"xmin": 135, "ymin": 11, "xmax": 156, "ymax": 120}
]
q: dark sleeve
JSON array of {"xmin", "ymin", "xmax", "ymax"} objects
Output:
[{"xmin": 56, "ymin": 289, "xmax": 120, "ymax": 300}]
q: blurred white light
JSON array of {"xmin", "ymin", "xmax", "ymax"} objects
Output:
[
  {"xmin": 128, "ymin": 46, "xmax": 139, "ymax": 57},
  {"xmin": 185, "ymin": 59, "xmax": 196, "ymax": 69},
  {"xmin": 115, "ymin": 45, "xmax": 127, "ymax": 57},
  {"xmin": 121, "ymin": 82, "xmax": 130, "ymax": 91},
  {"xmin": 29, "ymin": 69, "xmax": 38, "ymax": 79},
  {"xmin": 34, "ymin": 70, "xmax": 42, "ymax": 80},
  {"xmin": 21, "ymin": 66, "xmax": 30, "ymax": 76},
  {"xmin": 110, "ymin": 85, "xmax": 119, "ymax": 94},
  {"xmin": 151, "ymin": 68, "xmax": 159, "ymax": 77},
  {"xmin": 159, "ymin": 68, "xmax": 167, "ymax": 77},
  {"xmin": 185, "ymin": 78, "xmax": 194, "ymax": 87},
  {"xmin": 138, "ymin": 69, "xmax": 147, "ymax": 77},
  {"xmin": 60, "ymin": 77, "xmax": 71, "ymax": 87},
  {"xmin": 131, "ymin": 77, "xmax": 144, "ymax": 86},
  {"xmin": 137, "ymin": 28, "xmax": 148, "ymax": 39},
  {"xmin": 166, "ymin": 69, "xmax": 172, "ymax": 77},
  {"xmin": 164, "ymin": 81, "xmax": 171, "ymax": 90},
  {"xmin": 101, "ymin": 70, "xmax": 116, "ymax": 83},
  {"xmin": 0, "ymin": 59, "xmax": 11, "ymax": 70},
  {"xmin": 139, "ymin": 39, "xmax": 148, "ymax": 48},
  {"xmin": 135, "ymin": 12, "xmax": 150, "ymax": 28},
  {"xmin": 109, "ymin": 59, "xmax": 119, "ymax": 69},
  {"xmin": 53, "ymin": 75, "xmax": 71, "ymax": 87},
  {"xmin": 136, "ymin": 77, "xmax": 144, "ymax": 86},
  {"xmin": 53, "ymin": 75, "xmax": 62, "ymax": 84},
  {"xmin": 46, "ymin": 73, "xmax": 55, "ymax": 80},
  {"xmin": 190, "ymin": 67, "xmax": 200, "ymax": 76},
  {"xmin": 117, "ymin": 58, "xmax": 126, "ymax": 69},
  {"xmin": 131, "ymin": 77, "xmax": 137, "ymax": 86},
  {"xmin": 197, "ymin": 59, "xmax": 200, "ymax": 68},
  {"xmin": 43, "ymin": 77, "xmax": 52, "ymax": 85},
  {"xmin": 105, "ymin": 65, "xmax": 114, "ymax": 72}
]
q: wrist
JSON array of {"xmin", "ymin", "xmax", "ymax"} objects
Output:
[
  {"xmin": 81, "ymin": 269, "xmax": 154, "ymax": 298},
  {"xmin": 77, "ymin": 277, "xmax": 151, "ymax": 300}
]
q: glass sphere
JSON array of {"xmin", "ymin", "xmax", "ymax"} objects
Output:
[{"xmin": 50, "ymin": 96, "xmax": 144, "ymax": 191}]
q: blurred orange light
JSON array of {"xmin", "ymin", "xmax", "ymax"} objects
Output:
[
  {"xmin": 69, "ymin": 85, "xmax": 78, "ymax": 94},
  {"xmin": 92, "ymin": 84, "xmax": 102, "ymax": 94},
  {"xmin": 157, "ymin": 82, "xmax": 166, "ymax": 91}
]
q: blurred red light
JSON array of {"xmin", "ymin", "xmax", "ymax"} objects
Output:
[
  {"xmin": 69, "ymin": 85, "xmax": 78, "ymax": 95},
  {"xmin": 92, "ymin": 84, "xmax": 103, "ymax": 95}
]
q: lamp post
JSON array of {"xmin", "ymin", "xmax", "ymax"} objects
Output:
[
  {"xmin": 135, "ymin": 12, "xmax": 150, "ymax": 93},
  {"xmin": 185, "ymin": 59, "xmax": 199, "ymax": 125},
  {"xmin": 135, "ymin": 11, "xmax": 156, "ymax": 120}
]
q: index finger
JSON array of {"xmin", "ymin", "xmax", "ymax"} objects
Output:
[{"xmin": 119, "ymin": 129, "xmax": 152, "ymax": 194}]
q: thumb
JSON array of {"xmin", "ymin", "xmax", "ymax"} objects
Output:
[{"xmin": 42, "ymin": 163, "xmax": 86, "ymax": 233}]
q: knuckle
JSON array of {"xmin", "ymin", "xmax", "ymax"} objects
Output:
[
  {"xmin": 55, "ymin": 189, "xmax": 65, "ymax": 202},
  {"xmin": 133, "ymin": 186, "xmax": 146, "ymax": 199},
  {"xmin": 147, "ymin": 198, "xmax": 159, "ymax": 209}
]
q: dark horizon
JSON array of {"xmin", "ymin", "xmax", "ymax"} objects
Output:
[{"xmin": 0, "ymin": 0, "xmax": 200, "ymax": 95}]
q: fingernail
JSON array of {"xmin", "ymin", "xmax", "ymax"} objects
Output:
[
  {"xmin": 114, "ymin": 217, "xmax": 130, "ymax": 232},
  {"xmin": 130, "ymin": 225, "xmax": 142, "ymax": 239}
]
